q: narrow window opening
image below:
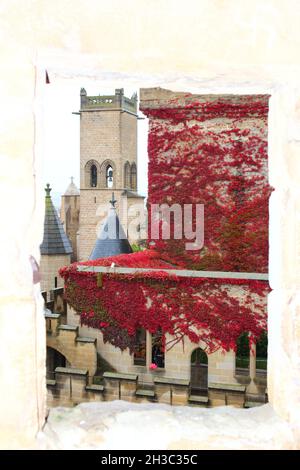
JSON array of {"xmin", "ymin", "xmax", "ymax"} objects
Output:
[
  {"xmin": 133, "ymin": 328, "xmax": 146, "ymax": 366},
  {"xmin": 130, "ymin": 163, "xmax": 137, "ymax": 190},
  {"xmin": 256, "ymin": 330, "xmax": 268, "ymax": 373},
  {"xmin": 190, "ymin": 347, "xmax": 208, "ymax": 395},
  {"xmin": 124, "ymin": 162, "xmax": 130, "ymax": 188},
  {"xmin": 152, "ymin": 329, "xmax": 165, "ymax": 368},
  {"xmin": 235, "ymin": 332, "xmax": 250, "ymax": 376},
  {"xmin": 90, "ymin": 164, "xmax": 97, "ymax": 187},
  {"xmin": 106, "ymin": 165, "xmax": 113, "ymax": 188}
]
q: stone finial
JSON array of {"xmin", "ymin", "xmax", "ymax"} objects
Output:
[
  {"xmin": 45, "ymin": 183, "xmax": 52, "ymax": 196},
  {"xmin": 80, "ymin": 88, "xmax": 87, "ymax": 96},
  {"xmin": 70, "ymin": 176, "xmax": 74, "ymax": 184},
  {"xmin": 110, "ymin": 192, "xmax": 117, "ymax": 208}
]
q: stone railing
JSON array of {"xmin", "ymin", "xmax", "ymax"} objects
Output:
[{"xmin": 81, "ymin": 94, "xmax": 137, "ymax": 113}]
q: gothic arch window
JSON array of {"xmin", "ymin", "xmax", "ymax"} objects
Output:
[
  {"xmin": 152, "ymin": 329, "xmax": 165, "ymax": 368},
  {"xmin": 130, "ymin": 163, "xmax": 137, "ymax": 191},
  {"xmin": 90, "ymin": 164, "xmax": 97, "ymax": 187},
  {"xmin": 235, "ymin": 332, "xmax": 250, "ymax": 375},
  {"xmin": 106, "ymin": 165, "xmax": 113, "ymax": 188},
  {"xmin": 190, "ymin": 347, "xmax": 208, "ymax": 393},
  {"xmin": 84, "ymin": 160, "xmax": 100, "ymax": 188},
  {"xmin": 256, "ymin": 330, "xmax": 268, "ymax": 372},
  {"xmin": 124, "ymin": 161, "xmax": 130, "ymax": 188},
  {"xmin": 100, "ymin": 160, "xmax": 116, "ymax": 188}
]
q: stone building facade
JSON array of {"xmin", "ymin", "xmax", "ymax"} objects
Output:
[
  {"xmin": 78, "ymin": 88, "xmax": 145, "ymax": 261},
  {"xmin": 60, "ymin": 178, "xmax": 80, "ymax": 262}
]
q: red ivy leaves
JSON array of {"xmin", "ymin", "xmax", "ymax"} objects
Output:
[
  {"xmin": 59, "ymin": 96, "xmax": 270, "ymax": 354},
  {"xmin": 60, "ymin": 255, "xmax": 269, "ymax": 354},
  {"xmin": 142, "ymin": 97, "xmax": 271, "ymax": 272}
]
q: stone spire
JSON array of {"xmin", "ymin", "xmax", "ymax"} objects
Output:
[
  {"xmin": 89, "ymin": 193, "xmax": 132, "ymax": 260},
  {"xmin": 40, "ymin": 184, "xmax": 73, "ymax": 255},
  {"xmin": 64, "ymin": 177, "xmax": 80, "ymax": 196}
]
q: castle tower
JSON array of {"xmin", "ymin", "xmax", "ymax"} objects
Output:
[
  {"xmin": 40, "ymin": 184, "xmax": 72, "ymax": 292},
  {"xmin": 78, "ymin": 88, "xmax": 145, "ymax": 261},
  {"xmin": 60, "ymin": 177, "xmax": 80, "ymax": 262}
]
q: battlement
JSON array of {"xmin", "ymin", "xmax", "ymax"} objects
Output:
[{"xmin": 80, "ymin": 88, "xmax": 137, "ymax": 114}]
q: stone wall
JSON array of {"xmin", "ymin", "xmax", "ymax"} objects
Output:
[
  {"xmin": 40, "ymin": 254, "xmax": 71, "ymax": 292},
  {"xmin": 60, "ymin": 195, "xmax": 80, "ymax": 262},
  {"xmin": 68, "ymin": 305, "xmax": 240, "ymax": 387}
]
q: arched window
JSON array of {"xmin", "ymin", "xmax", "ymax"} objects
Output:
[
  {"xmin": 106, "ymin": 165, "xmax": 113, "ymax": 188},
  {"xmin": 130, "ymin": 163, "xmax": 137, "ymax": 190},
  {"xmin": 190, "ymin": 347, "xmax": 208, "ymax": 393},
  {"xmin": 133, "ymin": 328, "xmax": 146, "ymax": 366},
  {"xmin": 90, "ymin": 164, "xmax": 97, "ymax": 187},
  {"xmin": 152, "ymin": 329, "xmax": 165, "ymax": 368},
  {"xmin": 235, "ymin": 332, "xmax": 250, "ymax": 375},
  {"xmin": 256, "ymin": 331, "xmax": 268, "ymax": 372},
  {"xmin": 124, "ymin": 162, "xmax": 130, "ymax": 188}
]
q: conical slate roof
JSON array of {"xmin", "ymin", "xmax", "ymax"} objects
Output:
[
  {"xmin": 64, "ymin": 177, "xmax": 80, "ymax": 196},
  {"xmin": 89, "ymin": 193, "xmax": 133, "ymax": 260},
  {"xmin": 40, "ymin": 184, "xmax": 73, "ymax": 255}
]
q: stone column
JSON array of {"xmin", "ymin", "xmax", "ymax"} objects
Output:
[
  {"xmin": 146, "ymin": 331, "xmax": 152, "ymax": 368},
  {"xmin": 247, "ymin": 342, "xmax": 259, "ymax": 394}
]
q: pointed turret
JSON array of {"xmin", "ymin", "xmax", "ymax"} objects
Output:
[
  {"xmin": 64, "ymin": 176, "xmax": 80, "ymax": 196},
  {"xmin": 89, "ymin": 192, "xmax": 133, "ymax": 260},
  {"xmin": 40, "ymin": 184, "xmax": 73, "ymax": 255},
  {"xmin": 40, "ymin": 184, "xmax": 73, "ymax": 292},
  {"xmin": 60, "ymin": 177, "xmax": 80, "ymax": 262}
]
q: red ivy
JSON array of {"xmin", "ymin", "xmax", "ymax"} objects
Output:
[
  {"xmin": 60, "ymin": 95, "xmax": 271, "ymax": 354},
  {"xmin": 60, "ymin": 251, "xmax": 269, "ymax": 354},
  {"xmin": 141, "ymin": 96, "xmax": 271, "ymax": 272}
]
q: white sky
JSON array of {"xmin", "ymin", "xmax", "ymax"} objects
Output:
[{"xmin": 42, "ymin": 78, "xmax": 149, "ymax": 208}]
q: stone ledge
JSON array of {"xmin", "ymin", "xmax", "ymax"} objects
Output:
[
  {"xmin": 40, "ymin": 402, "xmax": 296, "ymax": 450},
  {"xmin": 51, "ymin": 287, "xmax": 64, "ymax": 295},
  {"xmin": 154, "ymin": 377, "xmax": 190, "ymax": 387},
  {"xmin": 58, "ymin": 325, "xmax": 78, "ymax": 332},
  {"xmin": 44, "ymin": 312, "xmax": 60, "ymax": 319},
  {"xmin": 76, "ymin": 337, "xmax": 96, "ymax": 343},
  {"xmin": 136, "ymin": 389, "xmax": 156, "ymax": 398},
  {"xmin": 46, "ymin": 379, "xmax": 56, "ymax": 386},
  {"xmin": 55, "ymin": 367, "xmax": 88, "ymax": 376},
  {"xmin": 209, "ymin": 382, "xmax": 246, "ymax": 392},
  {"xmin": 103, "ymin": 372, "xmax": 138, "ymax": 381},
  {"xmin": 85, "ymin": 384, "xmax": 104, "ymax": 393},
  {"xmin": 188, "ymin": 395, "xmax": 209, "ymax": 404},
  {"xmin": 245, "ymin": 401, "xmax": 263, "ymax": 408}
]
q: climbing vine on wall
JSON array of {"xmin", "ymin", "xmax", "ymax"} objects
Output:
[
  {"xmin": 60, "ymin": 95, "xmax": 270, "ymax": 354},
  {"xmin": 142, "ymin": 95, "xmax": 271, "ymax": 272},
  {"xmin": 60, "ymin": 251, "xmax": 269, "ymax": 354}
]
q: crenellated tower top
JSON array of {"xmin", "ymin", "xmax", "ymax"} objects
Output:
[{"xmin": 80, "ymin": 88, "xmax": 137, "ymax": 115}]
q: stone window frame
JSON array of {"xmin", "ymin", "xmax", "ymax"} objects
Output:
[
  {"xmin": 84, "ymin": 159, "xmax": 100, "ymax": 188},
  {"xmin": 9, "ymin": 58, "xmax": 298, "ymax": 448},
  {"xmin": 99, "ymin": 159, "xmax": 116, "ymax": 189},
  {"xmin": 130, "ymin": 162, "xmax": 137, "ymax": 191},
  {"xmin": 124, "ymin": 161, "xmax": 131, "ymax": 188}
]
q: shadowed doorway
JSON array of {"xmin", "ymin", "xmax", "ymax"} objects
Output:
[{"xmin": 191, "ymin": 348, "xmax": 208, "ymax": 395}]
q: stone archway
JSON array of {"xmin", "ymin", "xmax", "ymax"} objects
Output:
[
  {"xmin": 190, "ymin": 348, "xmax": 208, "ymax": 395},
  {"xmin": 46, "ymin": 346, "xmax": 67, "ymax": 379}
]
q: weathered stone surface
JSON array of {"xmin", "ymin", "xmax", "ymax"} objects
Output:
[{"xmin": 39, "ymin": 401, "xmax": 295, "ymax": 450}]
